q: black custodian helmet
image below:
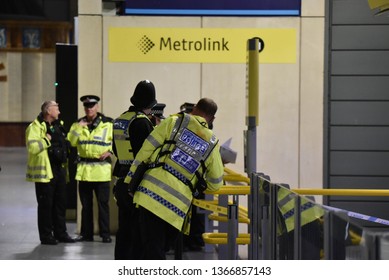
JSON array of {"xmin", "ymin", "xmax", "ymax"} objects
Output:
[{"xmin": 130, "ymin": 80, "xmax": 157, "ymax": 109}]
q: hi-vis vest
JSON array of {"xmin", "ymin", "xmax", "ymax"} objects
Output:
[
  {"xmin": 277, "ymin": 185, "xmax": 325, "ymax": 233},
  {"xmin": 67, "ymin": 113, "xmax": 113, "ymax": 182},
  {"xmin": 126, "ymin": 113, "xmax": 224, "ymax": 232},
  {"xmin": 113, "ymin": 111, "xmax": 151, "ymax": 165},
  {"xmin": 26, "ymin": 116, "xmax": 53, "ymax": 182}
]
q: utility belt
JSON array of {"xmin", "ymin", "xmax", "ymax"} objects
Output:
[
  {"xmin": 77, "ymin": 156, "xmax": 112, "ymax": 164},
  {"xmin": 78, "ymin": 157, "xmax": 101, "ymax": 163}
]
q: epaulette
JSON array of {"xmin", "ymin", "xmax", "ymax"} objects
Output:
[{"xmin": 99, "ymin": 113, "xmax": 113, "ymax": 123}]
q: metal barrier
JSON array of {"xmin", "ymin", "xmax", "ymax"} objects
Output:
[
  {"xmin": 198, "ymin": 169, "xmax": 389, "ymax": 260},
  {"xmin": 197, "ymin": 167, "xmax": 251, "ymax": 259},
  {"xmin": 253, "ymin": 174, "xmax": 389, "ymax": 260}
]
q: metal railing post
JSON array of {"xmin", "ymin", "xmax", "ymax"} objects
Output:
[
  {"xmin": 260, "ymin": 176, "xmax": 271, "ymax": 260},
  {"xmin": 227, "ymin": 202, "xmax": 238, "ymax": 259},
  {"xmin": 248, "ymin": 172, "xmax": 257, "ymax": 259},
  {"xmin": 218, "ymin": 194, "xmax": 229, "ymax": 259},
  {"xmin": 293, "ymin": 195, "xmax": 302, "ymax": 260},
  {"xmin": 269, "ymin": 183, "xmax": 278, "ymax": 259},
  {"xmin": 323, "ymin": 211, "xmax": 333, "ymax": 260}
]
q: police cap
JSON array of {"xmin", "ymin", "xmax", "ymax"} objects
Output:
[
  {"xmin": 80, "ymin": 95, "xmax": 100, "ymax": 108},
  {"xmin": 150, "ymin": 103, "xmax": 166, "ymax": 119},
  {"xmin": 180, "ymin": 102, "xmax": 195, "ymax": 113}
]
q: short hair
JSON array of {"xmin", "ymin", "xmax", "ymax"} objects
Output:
[
  {"xmin": 41, "ymin": 101, "xmax": 58, "ymax": 115},
  {"xmin": 195, "ymin": 98, "xmax": 218, "ymax": 117}
]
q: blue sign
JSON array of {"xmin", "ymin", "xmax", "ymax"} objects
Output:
[
  {"xmin": 171, "ymin": 148, "xmax": 200, "ymax": 174},
  {"xmin": 179, "ymin": 128, "xmax": 209, "ymax": 156},
  {"xmin": 113, "ymin": 119, "xmax": 130, "ymax": 132},
  {"xmin": 123, "ymin": 0, "xmax": 301, "ymax": 16}
]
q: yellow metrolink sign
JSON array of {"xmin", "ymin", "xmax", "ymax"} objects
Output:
[{"xmin": 109, "ymin": 27, "xmax": 296, "ymax": 64}]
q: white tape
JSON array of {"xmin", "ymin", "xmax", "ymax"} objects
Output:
[{"xmin": 323, "ymin": 205, "xmax": 389, "ymax": 226}]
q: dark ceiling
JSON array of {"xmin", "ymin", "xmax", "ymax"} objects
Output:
[{"xmin": 0, "ymin": 0, "xmax": 77, "ymax": 22}]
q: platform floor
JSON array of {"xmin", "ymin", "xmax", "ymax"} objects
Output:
[{"xmin": 0, "ymin": 147, "xmax": 218, "ymax": 260}]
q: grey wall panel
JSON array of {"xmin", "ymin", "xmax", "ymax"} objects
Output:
[
  {"xmin": 331, "ymin": 101, "xmax": 389, "ymax": 125},
  {"xmin": 326, "ymin": 0, "xmax": 389, "ymax": 226},
  {"xmin": 330, "ymin": 151, "xmax": 389, "ymax": 176},
  {"xmin": 332, "ymin": 0, "xmax": 389, "ymax": 25},
  {"xmin": 331, "ymin": 126, "xmax": 389, "ymax": 150},
  {"xmin": 329, "ymin": 201, "xmax": 389, "ymax": 228},
  {"xmin": 330, "ymin": 176, "xmax": 389, "ymax": 189},
  {"xmin": 331, "ymin": 76, "xmax": 389, "ymax": 100},
  {"xmin": 331, "ymin": 51, "xmax": 389, "ymax": 75},
  {"xmin": 332, "ymin": 26, "xmax": 389, "ymax": 50}
]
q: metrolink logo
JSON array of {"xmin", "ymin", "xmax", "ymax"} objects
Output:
[
  {"xmin": 109, "ymin": 27, "xmax": 297, "ymax": 63},
  {"xmin": 137, "ymin": 35, "xmax": 230, "ymax": 54},
  {"xmin": 137, "ymin": 35, "xmax": 155, "ymax": 54}
]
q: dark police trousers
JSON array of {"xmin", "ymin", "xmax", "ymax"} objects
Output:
[
  {"xmin": 138, "ymin": 206, "xmax": 179, "ymax": 260},
  {"xmin": 35, "ymin": 164, "xmax": 68, "ymax": 241},
  {"xmin": 78, "ymin": 181, "xmax": 110, "ymax": 239},
  {"xmin": 114, "ymin": 177, "xmax": 141, "ymax": 259}
]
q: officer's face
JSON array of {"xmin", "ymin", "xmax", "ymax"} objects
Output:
[
  {"xmin": 48, "ymin": 104, "xmax": 60, "ymax": 120},
  {"xmin": 84, "ymin": 103, "xmax": 98, "ymax": 120}
]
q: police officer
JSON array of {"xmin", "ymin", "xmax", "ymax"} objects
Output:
[
  {"xmin": 112, "ymin": 80, "xmax": 158, "ymax": 259},
  {"xmin": 148, "ymin": 103, "xmax": 166, "ymax": 126},
  {"xmin": 125, "ymin": 97, "xmax": 224, "ymax": 259},
  {"xmin": 67, "ymin": 95, "xmax": 114, "ymax": 243},
  {"xmin": 179, "ymin": 101, "xmax": 206, "ymax": 251},
  {"xmin": 26, "ymin": 101, "xmax": 75, "ymax": 245},
  {"xmin": 179, "ymin": 102, "xmax": 195, "ymax": 114}
]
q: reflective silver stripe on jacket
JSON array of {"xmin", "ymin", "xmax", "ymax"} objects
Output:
[
  {"xmin": 27, "ymin": 165, "xmax": 46, "ymax": 171},
  {"xmin": 132, "ymin": 159, "xmax": 142, "ymax": 168},
  {"xmin": 206, "ymin": 175, "xmax": 223, "ymax": 185},
  {"xmin": 119, "ymin": 159, "xmax": 133, "ymax": 165},
  {"xmin": 70, "ymin": 130, "xmax": 80, "ymax": 137},
  {"xmin": 137, "ymin": 186, "xmax": 186, "ymax": 218},
  {"xmin": 143, "ymin": 173, "xmax": 191, "ymax": 206},
  {"xmin": 278, "ymin": 192, "xmax": 295, "ymax": 209},
  {"xmin": 27, "ymin": 140, "xmax": 44, "ymax": 152},
  {"xmin": 146, "ymin": 134, "xmax": 161, "ymax": 149}
]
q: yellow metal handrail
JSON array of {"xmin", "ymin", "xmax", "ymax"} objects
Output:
[
  {"xmin": 223, "ymin": 167, "xmax": 250, "ymax": 184},
  {"xmin": 206, "ymin": 185, "xmax": 250, "ymax": 195},
  {"xmin": 208, "ymin": 184, "xmax": 389, "ymax": 197},
  {"xmin": 202, "ymin": 233, "xmax": 250, "ymax": 245},
  {"xmin": 292, "ymin": 188, "xmax": 389, "ymax": 196}
]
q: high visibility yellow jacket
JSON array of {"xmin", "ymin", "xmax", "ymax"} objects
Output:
[
  {"xmin": 113, "ymin": 111, "xmax": 152, "ymax": 166},
  {"xmin": 67, "ymin": 113, "xmax": 113, "ymax": 182},
  {"xmin": 125, "ymin": 113, "xmax": 224, "ymax": 232},
  {"xmin": 277, "ymin": 185, "xmax": 325, "ymax": 233},
  {"xmin": 26, "ymin": 115, "xmax": 54, "ymax": 182}
]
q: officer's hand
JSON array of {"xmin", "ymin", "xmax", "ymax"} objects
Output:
[
  {"xmin": 78, "ymin": 119, "xmax": 88, "ymax": 126},
  {"xmin": 99, "ymin": 151, "xmax": 112, "ymax": 161}
]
